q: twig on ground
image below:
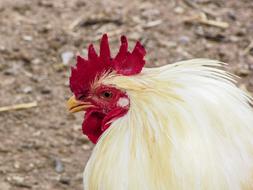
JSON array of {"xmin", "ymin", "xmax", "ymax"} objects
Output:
[
  {"xmin": 184, "ymin": 13, "xmax": 229, "ymax": 29},
  {"xmin": 143, "ymin": 20, "xmax": 163, "ymax": 29},
  {"xmin": 0, "ymin": 102, "xmax": 38, "ymax": 112}
]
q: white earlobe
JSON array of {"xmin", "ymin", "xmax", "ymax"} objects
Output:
[{"xmin": 117, "ymin": 97, "xmax": 129, "ymax": 107}]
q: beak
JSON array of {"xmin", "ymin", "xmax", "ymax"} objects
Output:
[{"xmin": 67, "ymin": 95, "xmax": 93, "ymax": 113}]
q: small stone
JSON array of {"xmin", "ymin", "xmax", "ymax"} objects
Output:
[
  {"xmin": 158, "ymin": 40, "xmax": 177, "ymax": 48},
  {"xmin": 227, "ymin": 10, "xmax": 236, "ymax": 21},
  {"xmin": 14, "ymin": 162, "xmax": 20, "ymax": 169},
  {"xmin": 174, "ymin": 6, "xmax": 184, "ymax": 14},
  {"xmin": 73, "ymin": 125, "xmax": 80, "ymax": 131},
  {"xmin": 179, "ymin": 36, "xmax": 190, "ymax": 44},
  {"xmin": 9, "ymin": 176, "xmax": 32, "ymax": 188},
  {"xmin": 40, "ymin": 87, "xmax": 51, "ymax": 94},
  {"xmin": 38, "ymin": 24, "xmax": 52, "ymax": 33},
  {"xmin": 4, "ymin": 69, "xmax": 16, "ymax": 75},
  {"xmin": 23, "ymin": 86, "xmax": 33, "ymax": 94},
  {"xmin": 229, "ymin": 36, "xmax": 239, "ymax": 42},
  {"xmin": 61, "ymin": 51, "xmax": 74, "ymax": 65},
  {"xmin": 235, "ymin": 65, "xmax": 251, "ymax": 76},
  {"xmin": 0, "ymin": 45, "xmax": 6, "ymax": 51},
  {"xmin": 237, "ymin": 69, "xmax": 250, "ymax": 76},
  {"xmin": 31, "ymin": 58, "xmax": 41, "ymax": 65},
  {"xmin": 33, "ymin": 131, "xmax": 42, "ymax": 137},
  {"xmin": 28, "ymin": 163, "xmax": 35, "ymax": 169},
  {"xmin": 59, "ymin": 176, "xmax": 71, "ymax": 185},
  {"xmin": 82, "ymin": 144, "xmax": 91, "ymax": 150},
  {"xmin": 54, "ymin": 159, "xmax": 64, "ymax": 173},
  {"xmin": 195, "ymin": 26, "xmax": 204, "ymax": 36},
  {"xmin": 205, "ymin": 43, "xmax": 213, "ymax": 49},
  {"xmin": 22, "ymin": 35, "xmax": 33, "ymax": 41}
]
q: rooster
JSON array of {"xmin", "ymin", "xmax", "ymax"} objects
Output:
[{"xmin": 67, "ymin": 34, "xmax": 253, "ymax": 190}]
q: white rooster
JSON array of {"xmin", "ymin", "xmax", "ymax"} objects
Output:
[{"xmin": 67, "ymin": 34, "xmax": 253, "ymax": 190}]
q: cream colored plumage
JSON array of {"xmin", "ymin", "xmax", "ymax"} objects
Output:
[{"xmin": 83, "ymin": 59, "xmax": 253, "ymax": 190}]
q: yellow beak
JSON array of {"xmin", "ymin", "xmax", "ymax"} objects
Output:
[{"xmin": 67, "ymin": 95, "xmax": 93, "ymax": 113}]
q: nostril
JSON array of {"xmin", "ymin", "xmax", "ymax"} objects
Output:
[{"xmin": 77, "ymin": 94, "xmax": 86, "ymax": 100}]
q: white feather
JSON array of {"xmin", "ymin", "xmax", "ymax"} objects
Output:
[{"xmin": 83, "ymin": 59, "xmax": 253, "ymax": 190}]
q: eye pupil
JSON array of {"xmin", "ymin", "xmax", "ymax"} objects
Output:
[
  {"xmin": 102, "ymin": 91, "xmax": 112, "ymax": 98},
  {"xmin": 104, "ymin": 92, "xmax": 110, "ymax": 97}
]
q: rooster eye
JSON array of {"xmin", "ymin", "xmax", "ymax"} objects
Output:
[{"xmin": 100, "ymin": 91, "xmax": 113, "ymax": 99}]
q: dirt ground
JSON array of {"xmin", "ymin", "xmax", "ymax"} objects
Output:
[{"xmin": 0, "ymin": 0, "xmax": 252, "ymax": 189}]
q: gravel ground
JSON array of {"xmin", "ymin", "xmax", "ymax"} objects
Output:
[{"xmin": 0, "ymin": 0, "xmax": 253, "ymax": 189}]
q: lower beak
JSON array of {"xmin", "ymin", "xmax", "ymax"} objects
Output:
[{"xmin": 67, "ymin": 95, "xmax": 93, "ymax": 113}]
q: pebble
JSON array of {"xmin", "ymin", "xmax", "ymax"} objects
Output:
[
  {"xmin": 227, "ymin": 10, "xmax": 236, "ymax": 21},
  {"xmin": 23, "ymin": 86, "xmax": 33, "ymax": 94},
  {"xmin": 22, "ymin": 35, "xmax": 33, "ymax": 41},
  {"xmin": 229, "ymin": 35, "xmax": 239, "ymax": 42},
  {"xmin": 72, "ymin": 125, "xmax": 81, "ymax": 131},
  {"xmin": 54, "ymin": 158, "xmax": 64, "ymax": 173},
  {"xmin": 179, "ymin": 36, "xmax": 190, "ymax": 44},
  {"xmin": 61, "ymin": 51, "xmax": 74, "ymax": 65},
  {"xmin": 31, "ymin": 58, "xmax": 41, "ymax": 65},
  {"xmin": 236, "ymin": 68, "xmax": 250, "ymax": 76},
  {"xmin": 82, "ymin": 144, "xmax": 91, "ymax": 150},
  {"xmin": 158, "ymin": 40, "xmax": 177, "ymax": 48},
  {"xmin": 59, "ymin": 176, "xmax": 71, "ymax": 185},
  {"xmin": 13, "ymin": 162, "xmax": 20, "ymax": 169},
  {"xmin": 0, "ymin": 45, "xmax": 6, "ymax": 52},
  {"xmin": 235, "ymin": 65, "xmax": 250, "ymax": 77},
  {"xmin": 32, "ymin": 131, "xmax": 42, "ymax": 137},
  {"xmin": 7, "ymin": 176, "xmax": 32, "ymax": 188},
  {"xmin": 174, "ymin": 6, "xmax": 184, "ymax": 14},
  {"xmin": 4, "ymin": 69, "xmax": 16, "ymax": 76},
  {"xmin": 40, "ymin": 87, "xmax": 51, "ymax": 94},
  {"xmin": 11, "ymin": 176, "xmax": 25, "ymax": 183}
]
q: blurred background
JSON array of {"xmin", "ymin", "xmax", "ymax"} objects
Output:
[{"xmin": 0, "ymin": 0, "xmax": 252, "ymax": 189}]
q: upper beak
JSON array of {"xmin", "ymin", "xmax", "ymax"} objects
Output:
[{"xmin": 67, "ymin": 95, "xmax": 93, "ymax": 113}]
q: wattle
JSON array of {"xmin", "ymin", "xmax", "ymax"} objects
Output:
[
  {"xmin": 82, "ymin": 108, "xmax": 128, "ymax": 144},
  {"xmin": 82, "ymin": 109, "xmax": 105, "ymax": 143}
]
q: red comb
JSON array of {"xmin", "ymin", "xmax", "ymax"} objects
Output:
[{"xmin": 69, "ymin": 34, "xmax": 146, "ymax": 97}]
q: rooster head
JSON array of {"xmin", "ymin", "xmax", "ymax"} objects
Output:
[{"xmin": 67, "ymin": 34, "xmax": 146, "ymax": 143}]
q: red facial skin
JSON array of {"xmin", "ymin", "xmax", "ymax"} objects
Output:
[{"xmin": 80, "ymin": 85, "xmax": 129, "ymax": 144}]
